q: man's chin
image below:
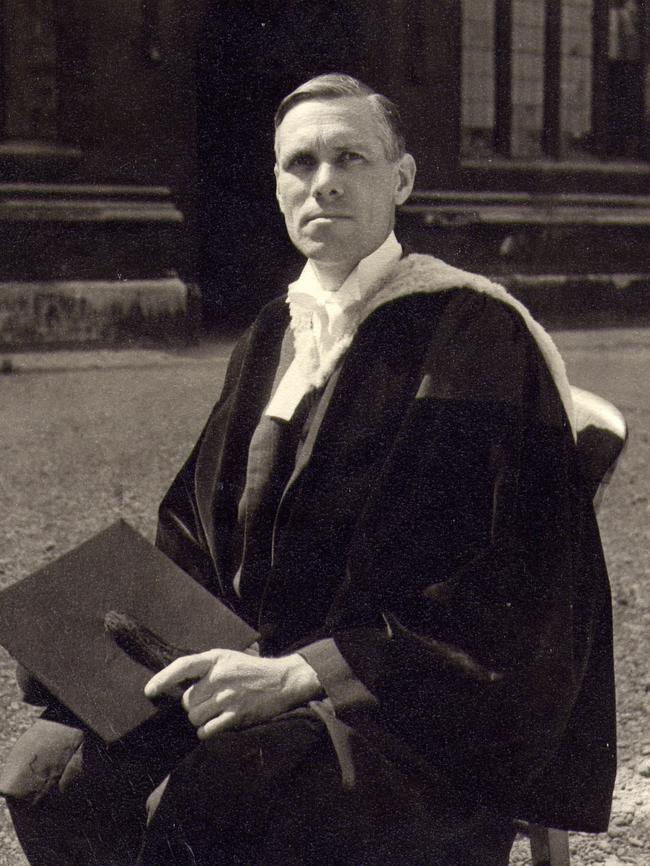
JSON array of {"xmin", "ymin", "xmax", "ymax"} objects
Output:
[{"xmin": 292, "ymin": 238, "xmax": 356, "ymax": 266}]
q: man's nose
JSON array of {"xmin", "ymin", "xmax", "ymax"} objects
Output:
[{"xmin": 311, "ymin": 162, "xmax": 343, "ymax": 198}]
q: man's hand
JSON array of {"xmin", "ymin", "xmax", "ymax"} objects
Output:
[{"xmin": 144, "ymin": 649, "xmax": 323, "ymax": 739}]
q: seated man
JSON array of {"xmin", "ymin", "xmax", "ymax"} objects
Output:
[{"xmin": 1, "ymin": 74, "xmax": 616, "ymax": 866}]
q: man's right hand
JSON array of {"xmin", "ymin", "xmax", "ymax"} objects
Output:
[{"xmin": 144, "ymin": 649, "xmax": 323, "ymax": 739}]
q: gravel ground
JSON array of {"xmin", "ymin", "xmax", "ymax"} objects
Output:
[{"xmin": 0, "ymin": 331, "xmax": 648, "ymax": 866}]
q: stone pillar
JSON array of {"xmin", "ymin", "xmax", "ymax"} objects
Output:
[
  {"xmin": 640, "ymin": 0, "xmax": 650, "ymax": 154},
  {"xmin": 0, "ymin": 0, "xmax": 204, "ymax": 347}
]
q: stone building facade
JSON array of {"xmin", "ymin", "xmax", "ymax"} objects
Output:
[{"xmin": 2, "ymin": 0, "xmax": 650, "ymax": 345}]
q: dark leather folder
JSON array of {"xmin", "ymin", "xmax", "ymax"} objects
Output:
[{"xmin": 0, "ymin": 520, "xmax": 258, "ymax": 743}]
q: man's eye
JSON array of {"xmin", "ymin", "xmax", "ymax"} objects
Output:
[
  {"xmin": 339, "ymin": 151, "xmax": 364, "ymax": 164},
  {"xmin": 287, "ymin": 154, "xmax": 315, "ymax": 169}
]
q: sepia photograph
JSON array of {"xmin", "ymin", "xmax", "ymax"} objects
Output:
[{"xmin": 0, "ymin": 1, "xmax": 649, "ymax": 864}]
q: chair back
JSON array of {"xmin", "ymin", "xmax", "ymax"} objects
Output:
[
  {"xmin": 524, "ymin": 387, "xmax": 626, "ymax": 866},
  {"xmin": 571, "ymin": 386, "xmax": 627, "ymax": 508}
]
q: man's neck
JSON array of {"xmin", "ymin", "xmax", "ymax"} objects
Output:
[
  {"xmin": 305, "ymin": 232, "xmax": 401, "ymax": 293},
  {"xmin": 309, "ymin": 260, "xmax": 355, "ymax": 292}
]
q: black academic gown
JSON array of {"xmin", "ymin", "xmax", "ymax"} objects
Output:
[{"xmin": 157, "ymin": 278, "xmax": 616, "ymax": 834}]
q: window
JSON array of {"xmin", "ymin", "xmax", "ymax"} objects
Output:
[
  {"xmin": 461, "ymin": 0, "xmax": 648, "ymax": 162},
  {"xmin": 509, "ymin": 0, "xmax": 547, "ymax": 158},
  {"xmin": 461, "ymin": 0, "xmax": 497, "ymax": 158},
  {"xmin": 1, "ymin": 0, "xmax": 60, "ymax": 142}
]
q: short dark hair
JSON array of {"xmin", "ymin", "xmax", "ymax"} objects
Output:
[{"xmin": 274, "ymin": 74, "xmax": 406, "ymax": 161}]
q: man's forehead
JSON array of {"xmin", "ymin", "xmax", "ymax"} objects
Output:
[{"xmin": 275, "ymin": 97, "xmax": 385, "ymax": 154}]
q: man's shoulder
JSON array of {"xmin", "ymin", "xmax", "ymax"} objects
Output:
[
  {"xmin": 383, "ymin": 253, "xmax": 574, "ymax": 431},
  {"xmin": 363, "ymin": 254, "xmax": 546, "ymax": 374},
  {"xmin": 372, "ymin": 252, "xmax": 530, "ymax": 339}
]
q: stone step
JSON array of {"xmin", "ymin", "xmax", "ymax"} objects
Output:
[
  {"xmin": 497, "ymin": 273, "xmax": 650, "ymax": 329},
  {"xmin": 0, "ymin": 278, "xmax": 194, "ymax": 349}
]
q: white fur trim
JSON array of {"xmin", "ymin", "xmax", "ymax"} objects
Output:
[
  {"xmin": 287, "ymin": 295, "xmax": 358, "ymax": 391},
  {"xmin": 366, "ymin": 255, "xmax": 576, "ymax": 438},
  {"xmin": 281, "ymin": 254, "xmax": 576, "ymax": 438}
]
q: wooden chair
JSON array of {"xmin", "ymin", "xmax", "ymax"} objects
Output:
[
  {"xmin": 518, "ymin": 386, "xmax": 627, "ymax": 866},
  {"xmin": 526, "ymin": 824, "xmax": 572, "ymax": 866},
  {"xmin": 571, "ymin": 386, "xmax": 628, "ymax": 508}
]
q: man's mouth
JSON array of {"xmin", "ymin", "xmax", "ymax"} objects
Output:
[{"xmin": 303, "ymin": 213, "xmax": 352, "ymax": 225}]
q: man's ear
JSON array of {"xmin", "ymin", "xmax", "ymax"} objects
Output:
[
  {"xmin": 394, "ymin": 153, "xmax": 416, "ymax": 206},
  {"xmin": 274, "ymin": 164, "xmax": 286, "ymax": 214}
]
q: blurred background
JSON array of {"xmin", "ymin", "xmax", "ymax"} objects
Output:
[{"xmin": 2, "ymin": 0, "xmax": 650, "ymax": 346}]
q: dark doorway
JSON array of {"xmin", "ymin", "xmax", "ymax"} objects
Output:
[{"xmin": 196, "ymin": 1, "xmax": 375, "ymax": 327}]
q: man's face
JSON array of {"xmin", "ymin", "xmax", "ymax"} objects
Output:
[{"xmin": 274, "ymin": 97, "xmax": 415, "ymax": 275}]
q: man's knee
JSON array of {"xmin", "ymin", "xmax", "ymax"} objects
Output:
[{"xmin": 0, "ymin": 718, "xmax": 84, "ymax": 805}]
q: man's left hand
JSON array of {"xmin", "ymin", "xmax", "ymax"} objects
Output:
[{"xmin": 144, "ymin": 649, "xmax": 323, "ymax": 739}]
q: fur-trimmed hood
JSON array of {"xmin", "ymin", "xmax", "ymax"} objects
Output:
[{"xmin": 286, "ymin": 253, "xmax": 576, "ymax": 437}]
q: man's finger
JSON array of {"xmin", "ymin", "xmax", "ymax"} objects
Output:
[
  {"xmin": 144, "ymin": 653, "xmax": 215, "ymax": 698},
  {"xmin": 197, "ymin": 710, "xmax": 237, "ymax": 740},
  {"xmin": 181, "ymin": 673, "xmax": 223, "ymax": 710},
  {"xmin": 181, "ymin": 678, "xmax": 223, "ymax": 712},
  {"xmin": 185, "ymin": 688, "xmax": 235, "ymax": 727}
]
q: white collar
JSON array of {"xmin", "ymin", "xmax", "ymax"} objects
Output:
[
  {"xmin": 266, "ymin": 233, "xmax": 401, "ymax": 421},
  {"xmin": 287, "ymin": 231, "xmax": 402, "ymax": 315}
]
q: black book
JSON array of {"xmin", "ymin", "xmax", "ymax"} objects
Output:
[{"xmin": 0, "ymin": 520, "xmax": 258, "ymax": 743}]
